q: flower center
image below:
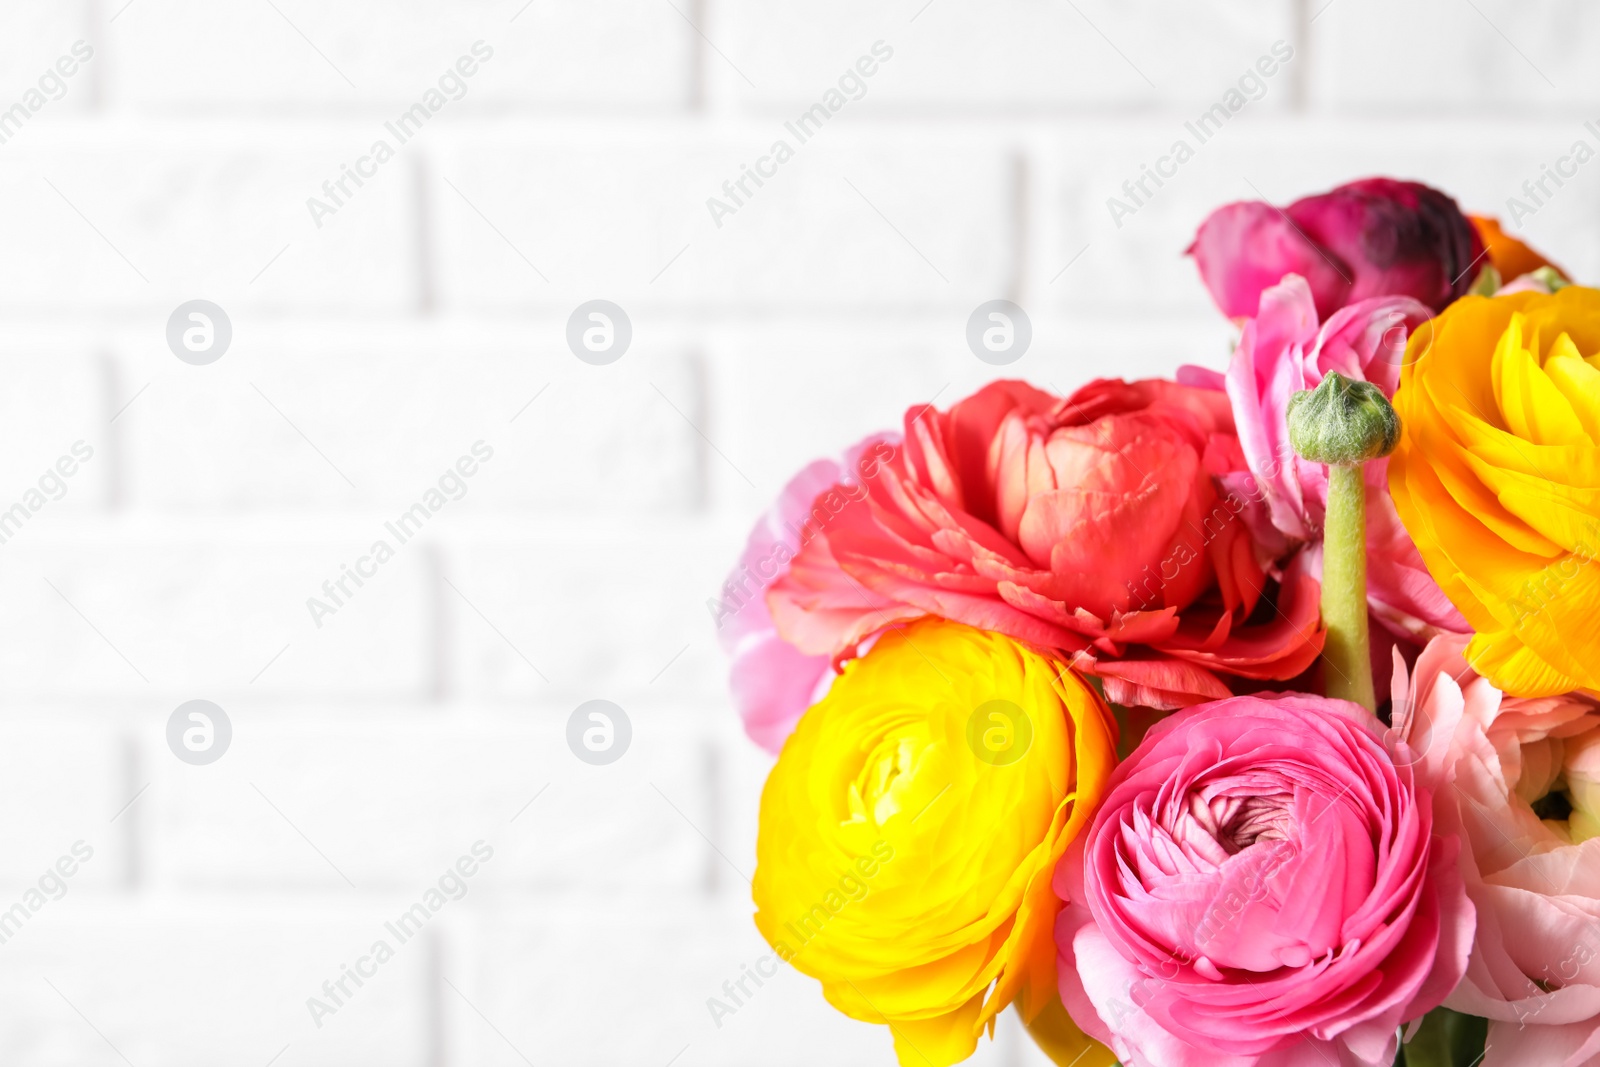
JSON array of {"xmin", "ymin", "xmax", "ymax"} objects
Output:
[
  {"xmin": 1214, "ymin": 794, "xmax": 1295, "ymax": 854},
  {"xmin": 1531, "ymin": 789, "xmax": 1574, "ymax": 822},
  {"xmin": 851, "ymin": 734, "xmax": 917, "ymax": 826},
  {"xmin": 1517, "ymin": 732, "xmax": 1600, "ymax": 843}
]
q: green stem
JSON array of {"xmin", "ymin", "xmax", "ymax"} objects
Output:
[
  {"xmin": 1322, "ymin": 462, "xmax": 1374, "ymax": 711},
  {"xmin": 1397, "ymin": 1006, "xmax": 1487, "ymax": 1067}
]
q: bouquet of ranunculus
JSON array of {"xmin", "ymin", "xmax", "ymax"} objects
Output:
[{"xmin": 717, "ymin": 177, "xmax": 1600, "ymax": 1067}]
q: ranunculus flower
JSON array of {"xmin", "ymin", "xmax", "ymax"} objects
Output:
[
  {"xmin": 1053, "ymin": 692, "xmax": 1472, "ymax": 1067},
  {"xmin": 714, "ymin": 435, "xmax": 900, "ymax": 753},
  {"xmin": 1198, "ymin": 272, "xmax": 1469, "ymax": 642},
  {"xmin": 752, "ymin": 619, "xmax": 1118, "ymax": 1067},
  {"xmin": 766, "ymin": 379, "xmax": 1323, "ymax": 714},
  {"xmin": 1189, "ymin": 177, "xmax": 1484, "ymax": 320},
  {"xmin": 1395, "ymin": 633, "xmax": 1600, "ymax": 1067},
  {"xmin": 1389, "ymin": 286, "xmax": 1600, "ymax": 696}
]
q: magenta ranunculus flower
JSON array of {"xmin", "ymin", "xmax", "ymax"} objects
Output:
[
  {"xmin": 714, "ymin": 434, "xmax": 899, "ymax": 753},
  {"xmin": 1194, "ymin": 273, "xmax": 1469, "ymax": 645},
  {"xmin": 1189, "ymin": 177, "xmax": 1484, "ymax": 320},
  {"xmin": 1053, "ymin": 692, "xmax": 1473, "ymax": 1067}
]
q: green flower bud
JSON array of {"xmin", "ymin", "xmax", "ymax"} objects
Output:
[{"xmin": 1288, "ymin": 371, "xmax": 1400, "ymax": 465}]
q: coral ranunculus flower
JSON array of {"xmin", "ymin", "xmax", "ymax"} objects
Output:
[
  {"xmin": 1054, "ymin": 693, "xmax": 1473, "ymax": 1067},
  {"xmin": 1396, "ymin": 634, "xmax": 1600, "ymax": 1067},
  {"xmin": 766, "ymin": 379, "xmax": 1323, "ymax": 712},
  {"xmin": 1389, "ymin": 286, "xmax": 1600, "ymax": 696},
  {"xmin": 1189, "ymin": 177, "xmax": 1484, "ymax": 320},
  {"xmin": 752, "ymin": 619, "xmax": 1118, "ymax": 1067}
]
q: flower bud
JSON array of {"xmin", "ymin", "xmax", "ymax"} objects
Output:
[
  {"xmin": 1288, "ymin": 371, "xmax": 1401, "ymax": 465},
  {"xmin": 1529, "ymin": 265, "xmax": 1571, "ymax": 291}
]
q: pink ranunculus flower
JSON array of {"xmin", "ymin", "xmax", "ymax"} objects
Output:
[
  {"xmin": 1191, "ymin": 272, "xmax": 1469, "ymax": 646},
  {"xmin": 1054, "ymin": 692, "xmax": 1473, "ymax": 1067},
  {"xmin": 764, "ymin": 379, "xmax": 1324, "ymax": 716},
  {"xmin": 1395, "ymin": 634, "xmax": 1600, "ymax": 1067},
  {"xmin": 715, "ymin": 434, "xmax": 900, "ymax": 753},
  {"xmin": 1189, "ymin": 177, "xmax": 1484, "ymax": 321}
]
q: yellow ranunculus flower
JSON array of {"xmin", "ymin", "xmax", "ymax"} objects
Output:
[
  {"xmin": 751, "ymin": 619, "xmax": 1117, "ymax": 1067},
  {"xmin": 1390, "ymin": 285, "xmax": 1600, "ymax": 696}
]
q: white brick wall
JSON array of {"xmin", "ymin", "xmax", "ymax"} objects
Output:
[{"xmin": 1, "ymin": 1, "xmax": 1594, "ymax": 1063}]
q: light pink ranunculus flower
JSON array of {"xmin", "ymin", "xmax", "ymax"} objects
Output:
[
  {"xmin": 1193, "ymin": 272, "xmax": 1469, "ymax": 644},
  {"xmin": 1395, "ymin": 634, "xmax": 1600, "ymax": 1067},
  {"xmin": 715, "ymin": 434, "xmax": 900, "ymax": 753},
  {"xmin": 1054, "ymin": 692, "xmax": 1473, "ymax": 1067}
]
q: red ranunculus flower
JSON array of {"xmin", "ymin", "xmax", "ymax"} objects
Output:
[{"xmin": 766, "ymin": 379, "xmax": 1323, "ymax": 710}]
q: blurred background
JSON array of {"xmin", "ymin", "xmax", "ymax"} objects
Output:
[{"xmin": 0, "ymin": 0, "xmax": 1595, "ymax": 1063}]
